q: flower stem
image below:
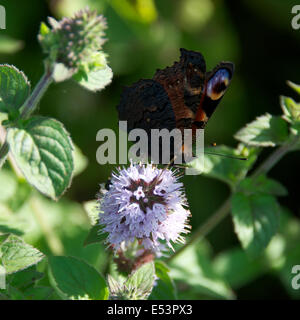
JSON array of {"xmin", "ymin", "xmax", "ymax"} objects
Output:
[
  {"xmin": 20, "ymin": 68, "xmax": 53, "ymax": 119},
  {"xmin": 0, "ymin": 68, "xmax": 54, "ymax": 165},
  {"xmin": 251, "ymin": 138, "xmax": 298, "ymax": 178},
  {"xmin": 168, "ymin": 198, "xmax": 231, "ymax": 262},
  {"xmin": 168, "ymin": 137, "xmax": 299, "ymax": 263}
]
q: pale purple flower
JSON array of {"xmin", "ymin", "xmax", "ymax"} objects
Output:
[{"xmin": 98, "ymin": 162, "xmax": 191, "ymax": 253}]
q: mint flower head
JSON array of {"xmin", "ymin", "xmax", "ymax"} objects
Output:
[
  {"xmin": 38, "ymin": 8, "xmax": 112, "ymax": 89},
  {"xmin": 98, "ymin": 163, "xmax": 191, "ymax": 253}
]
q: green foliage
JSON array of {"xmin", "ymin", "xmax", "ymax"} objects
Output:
[
  {"xmin": 0, "ymin": 7, "xmax": 115, "ymax": 300},
  {"xmin": 73, "ymin": 144, "xmax": 88, "ymax": 177},
  {"xmin": 124, "ymin": 262, "xmax": 155, "ymax": 300},
  {"xmin": 108, "ymin": 262, "xmax": 155, "ymax": 300},
  {"xmin": 0, "ymin": 65, "xmax": 30, "ymax": 115},
  {"xmin": 234, "ymin": 113, "xmax": 289, "ymax": 147},
  {"xmin": 214, "ymin": 208, "xmax": 300, "ymax": 299},
  {"xmin": 185, "ymin": 81, "xmax": 300, "ymax": 299},
  {"xmin": 38, "ymin": 8, "xmax": 112, "ymax": 91},
  {"xmin": 0, "ymin": 7, "xmax": 113, "ymax": 204},
  {"xmin": 22, "ymin": 286, "xmax": 54, "ymax": 300},
  {"xmin": 84, "ymin": 222, "xmax": 106, "ymax": 247},
  {"xmin": 7, "ymin": 117, "xmax": 74, "ymax": 200},
  {"xmin": 73, "ymin": 64, "xmax": 113, "ymax": 92},
  {"xmin": 287, "ymin": 81, "xmax": 300, "ymax": 95},
  {"xmin": 0, "ymin": 266, "xmax": 54, "ymax": 300},
  {"xmin": 0, "ymin": 169, "xmax": 17, "ymax": 202},
  {"xmin": 238, "ymin": 175, "xmax": 288, "ymax": 196},
  {"xmin": 189, "ymin": 144, "xmax": 258, "ymax": 188},
  {"xmin": 83, "ymin": 200, "xmax": 108, "ymax": 246},
  {"xmin": 49, "ymin": 256, "xmax": 109, "ymax": 300},
  {"xmin": 0, "ymin": 235, "xmax": 44, "ymax": 274},
  {"xmin": 149, "ymin": 261, "xmax": 177, "ymax": 300},
  {"xmin": 231, "ymin": 192, "xmax": 280, "ymax": 257},
  {"xmin": 9, "ymin": 266, "xmax": 44, "ymax": 289},
  {"xmin": 0, "ymin": 224, "xmax": 23, "ymax": 237},
  {"xmin": 281, "ymin": 96, "xmax": 300, "ymax": 123},
  {"xmin": 214, "ymin": 247, "xmax": 266, "ymax": 289},
  {"xmin": 169, "ymin": 242, "xmax": 235, "ymax": 299}
]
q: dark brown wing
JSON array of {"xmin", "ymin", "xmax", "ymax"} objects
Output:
[
  {"xmin": 154, "ymin": 48, "xmax": 207, "ymax": 131},
  {"xmin": 117, "ymin": 79, "xmax": 176, "ymax": 134},
  {"xmin": 117, "ymin": 79, "xmax": 177, "ymax": 163}
]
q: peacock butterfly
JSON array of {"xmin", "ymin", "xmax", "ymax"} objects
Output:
[{"xmin": 117, "ymin": 48, "xmax": 234, "ymax": 162}]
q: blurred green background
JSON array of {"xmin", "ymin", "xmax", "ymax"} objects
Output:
[{"xmin": 1, "ymin": 0, "xmax": 300, "ymax": 299}]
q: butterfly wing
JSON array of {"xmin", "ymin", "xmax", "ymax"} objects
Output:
[
  {"xmin": 117, "ymin": 79, "xmax": 176, "ymax": 133},
  {"xmin": 117, "ymin": 79, "xmax": 177, "ymax": 162},
  {"xmin": 193, "ymin": 62, "xmax": 234, "ymax": 129}
]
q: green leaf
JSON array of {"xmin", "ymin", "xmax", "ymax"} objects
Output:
[
  {"xmin": 149, "ymin": 261, "xmax": 177, "ymax": 300},
  {"xmin": 287, "ymin": 81, "xmax": 300, "ymax": 95},
  {"xmin": 234, "ymin": 113, "xmax": 289, "ymax": 147},
  {"xmin": 108, "ymin": 262, "xmax": 155, "ymax": 300},
  {"xmin": 0, "ymin": 169, "xmax": 17, "ymax": 201},
  {"xmin": 6, "ymin": 180, "xmax": 32, "ymax": 211},
  {"xmin": 280, "ymin": 96, "xmax": 300, "ymax": 123},
  {"xmin": 0, "ymin": 234, "xmax": 9, "ymax": 245},
  {"xmin": 39, "ymin": 22, "xmax": 50, "ymax": 37},
  {"xmin": 0, "ymin": 65, "xmax": 30, "ymax": 114},
  {"xmin": 83, "ymin": 200, "xmax": 108, "ymax": 246},
  {"xmin": 8, "ymin": 266, "xmax": 44, "ymax": 289},
  {"xmin": 169, "ymin": 242, "xmax": 235, "ymax": 299},
  {"xmin": 5, "ymin": 286, "xmax": 25, "ymax": 299},
  {"xmin": 7, "ymin": 116, "xmax": 74, "ymax": 200},
  {"xmin": 73, "ymin": 144, "xmax": 88, "ymax": 177},
  {"xmin": 83, "ymin": 200, "xmax": 99, "ymax": 225},
  {"xmin": 0, "ymin": 169, "xmax": 32, "ymax": 211},
  {"xmin": 0, "ymin": 194, "xmax": 31, "ymax": 237},
  {"xmin": 73, "ymin": 65, "xmax": 113, "ymax": 92},
  {"xmin": 239, "ymin": 175, "xmax": 288, "ymax": 197},
  {"xmin": 84, "ymin": 224, "xmax": 107, "ymax": 247},
  {"xmin": 263, "ymin": 208, "xmax": 300, "ymax": 299},
  {"xmin": 214, "ymin": 248, "xmax": 266, "ymax": 289},
  {"xmin": 107, "ymin": 274, "xmax": 122, "ymax": 298},
  {"xmin": 48, "ymin": 256, "xmax": 109, "ymax": 300},
  {"xmin": 0, "ymin": 35, "xmax": 23, "ymax": 54},
  {"xmin": 124, "ymin": 262, "xmax": 155, "ymax": 300},
  {"xmin": 231, "ymin": 192, "xmax": 280, "ymax": 257},
  {"xmin": 0, "ymin": 221, "xmax": 24, "ymax": 236},
  {"xmin": 189, "ymin": 144, "xmax": 258, "ymax": 188},
  {"xmin": 23, "ymin": 286, "xmax": 54, "ymax": 300},
  {"xmin": 0, "ymin": 235, "xmax": 44, "ymax": 274}
]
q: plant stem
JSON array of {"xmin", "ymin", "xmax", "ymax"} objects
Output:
[
  {"xmin": 251, "ymin": 137, "xmax": 298, "ymax": 178},
  {"xmin": 20, "ymin": 68, "xmax": 53, "ymax": 119},
  {"xmin": 168, "ymin": 138, "xmax": 299, "ymax": 263},
  {"xmin": 0, "ymin": 68, "xmax": 54, "ymax": 167},
  {"xmin": 169, "ymin": 198, "xmax": 231, "ymax": 262}
]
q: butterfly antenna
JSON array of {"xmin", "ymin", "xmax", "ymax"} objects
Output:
[
  {"xmin": 205, "ymin": 151, "xmax": 247, "ymax": 161},
  {"xmin": 207, "ymin": 142, "xmax": 247, "ymax": 160}
]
